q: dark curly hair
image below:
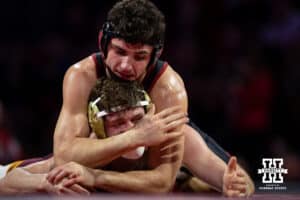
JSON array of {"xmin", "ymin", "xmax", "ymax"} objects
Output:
[
  {"xmin": 107, "ymin": 0, "xmax": 165, "ymax": 46},
  {"xmin": 89, "ymin": 77, "xmax": 147, "ymax": 113}
]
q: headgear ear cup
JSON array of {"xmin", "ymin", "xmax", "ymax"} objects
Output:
[
  {"xmin": 88, "ymin": 102, "xmax": 106, "ymax": 139},
  {"xmin": 147, "ymin": 44, "xmax": 163, "ymax": 69},
  {"xmin": 98, "ymin": 22, "xmax": 119, "ymax": 58},
  {"xmin": 154, "ymin": 47, "xmax": 163, "ymax": 65},
  {"xmin": 142, "ymin": 90, "xmax": 152, "ymax": 113},
  {"xmin": 98, "ymin": 30, "xmax": 104, "ymax": 54}
]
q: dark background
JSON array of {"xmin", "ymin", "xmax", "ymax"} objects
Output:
[{"xmin": 0, "ymin": 0, "xmax": 299, "ymax": 182}]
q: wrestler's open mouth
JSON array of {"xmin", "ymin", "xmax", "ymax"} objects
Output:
[{"xmin": 116, "ymin": 72, "xmax": 135, "ymax": 80}]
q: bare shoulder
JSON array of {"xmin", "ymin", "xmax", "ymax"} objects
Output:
[
  {"xmin": 64, "ymin": 55, "xmax": 97, "ymax": 86},
  {"xmin": 54, "ymin": 56, "xmax": 96, "ymax": 142},
  {"xmin": 62, "ymin": 56, "xmax": 98, "ymax": 110},
  {"xmin": 149, "ymin": 64, "xmax": 188, "ymax": 112}
]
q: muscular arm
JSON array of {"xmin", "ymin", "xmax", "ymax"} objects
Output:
[
  {"xmin": 53, "ymin": 57, "xmax": 145, "ymax": 167},
  {"xmin": 93, "ymin": 161, "xmax": 180, "ymax": 193},
  {"xmin": 183, "ymin": 125, "xmax": 226, "ymax": 191},
  {"xmin": 99, "ymin": 135, "xmax": 185, "ymax": 193},
  {"xmin": 0, "ymin": 168, "xmax": 48, "ymax": 195},
  {"xmin": 0, "ymin": 158, "xmax": 53, "ymax": 194},
  {"xmin": 55, "ymin": 138, "xmax": 184, "ymax": 193},
  {"xmin": 147, "ymin": 66, "xmax": 187, "ymax": 191},
  {"xmin": 154, "ymin": 66, "xmax": 255, "ymax": 195},
  {"xmin": 183, "ymin": 126, "xmax": 255, "ymax": 195},
  {"xmin": 0, "ymin": 163, "xmax": 89, "ymax": 195}
]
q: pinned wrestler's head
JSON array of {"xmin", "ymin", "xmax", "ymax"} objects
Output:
[
  {"xmin": 88, "ymin": 77, "xmax": 151, "ymax": 159},
  {"xmin": 99, "ymin": 0, "xmax": 165, "ymax": 81}
]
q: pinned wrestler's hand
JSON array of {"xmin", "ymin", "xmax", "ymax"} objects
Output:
[
  {"xmin": 47, "ymin": 162, "xmax": 95, "ymax": 191},
  {"xmin": 222, "ymin": 156, "xmax": 251, "ymax": 197},
  {"xmin": 132, "ymin": 104, "xmax": 188, "ymax": 147},
  {"xmin": 41, "ymin": 173, "xmax": 90, "ymax": 195}
]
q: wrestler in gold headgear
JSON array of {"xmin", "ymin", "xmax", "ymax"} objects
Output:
[{"xmin": 88, "ymin": 78, "xmax": 151, "ymax": 139}]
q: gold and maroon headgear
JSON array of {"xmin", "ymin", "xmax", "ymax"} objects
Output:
[{"xmin": 88, "ymin": 77, "xmax": 151, "ymax": 139}]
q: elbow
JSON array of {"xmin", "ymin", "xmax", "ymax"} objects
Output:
[
  {"xmin": 54, "ymin": 143, "xmax": 70, "ymax": 166},
  {"xmin": 159, "ymin": 180, "xmax": 173, "ymax": 193},
  {"xmin": 151, "ymin": 175, "xmax": 174, "ymax": 193}
]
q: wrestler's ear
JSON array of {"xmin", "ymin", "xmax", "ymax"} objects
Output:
[{"xmin": 148, "ymin": 103, "xmax": 155, "ymax": 115}]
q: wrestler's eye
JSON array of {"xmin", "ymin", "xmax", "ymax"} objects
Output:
[
  {"xmin": 131, "ymin": 115, "xmax": 143, "ymax": 123},
  {"xmin": 134, "ymin": 55, "xmax": 147, "ymax": 61},
  {"xmin": 112, "ymin": 119, "xmax": 125, "ymax": 127},
  {"xmin": 115, "ymin": 48, "xmax": 126, "ymax": 56}
]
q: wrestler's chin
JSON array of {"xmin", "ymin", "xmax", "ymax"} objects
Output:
[{"xmin": 116, "ymin": 72, "xmax": 136, "ymax": 81}]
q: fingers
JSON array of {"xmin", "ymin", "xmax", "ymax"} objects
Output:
[
  {"xmin": 227, "ymin": 183, "xmax": 247, "ymax": 192},
  {"xmin": 155, "ymin": 106, "xmax": 188, "ymax": 131},
  {"xmin": 164, "ymin": 116, "xmax": 189, "ymax": 131},
  {"xmin": 166, "ymin": 130, "xmax": 184, "ymax": 138},
  {"xmin": 225, "ymin": 182, "xmax": 247, "ymax": 197},
  {"xmin": 58, "ymin": 187, "xmax": 78, "ymax": 196},
  {"xmin": 47, "ymin": 168, "xmax": 63, "ymax": 184},
  {"xmin": 147, "ymin": 103, "xmax": 155, "ymax": 116},
  {"xmin": 163, "ymin": 111, "xmax": 186, "ymax": 123},
  {"xmin": 69, "ymin": 184, "xmax": 90, "ymax": 195},
  {"xmin": 53, "ymin": 170, "xmax": 72, "ymax": 185},
  {"xmin": 237, "ymin": 170, "xmax": 246, "ymax": 177},
  {"xmin": 227, "ymin": 156, "xmax": 237, "ymax": 173},
  {"xmin": 233, "ymin": 176, "xmax": 247, "ymax": 185},
  {"xmin": 63, "ymin": 177, "xmax": 79, "ymax": 187},
  {"xmin": 225, "ymin": 190, "xmax": 244, "ymax": 197},
  {"xmin": 156, "ymin": 106, "xmax": 183, "ymax": 119}
]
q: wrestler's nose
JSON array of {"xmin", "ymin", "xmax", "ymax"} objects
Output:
[{"xmin": 119, "ymin": 56, "xmax": 133, "ymax": 72}]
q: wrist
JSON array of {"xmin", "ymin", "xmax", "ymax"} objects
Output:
[
  {"xmin": 127, "ymin": 129, "xmax": 144, "ymax": 147},
  {"xmin": 37, "ymin": 174, "xmax": 49, "ymax": 193},
  {"xmin": 94, "ymin": 169, "xmax": 106, "ymax": 188}
]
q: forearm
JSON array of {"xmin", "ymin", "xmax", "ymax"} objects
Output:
[
  {"xmin": 55, "ymin": 131, "xmax": 140, "ymax": 168},
  {"xmin": 0, "ymin": 168, "xmax": 46, "ymax": 194},
  {"xmin": 185, "ymin": 148, "xmax": 226, "ymax": 192},
  {"xmin": 92, "ymin": 140, "xmax": 185, "ymax": 193},
  {"xmin": 93, "ymin": 168, "xmax": 172, "ymax": 193},
  {"xmin": 183, "ymin": 126, "xmax": 226, "ymax": 191}
]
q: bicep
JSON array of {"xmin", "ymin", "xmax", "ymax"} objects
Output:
[
  {"xmin": 150, "ymin": 67, "xmax": 188, "ymax": 113},
  {"xmin": 146, "ymin": 69, "xmax": 188, "ymax": 186},
  {"xmin": 54, "ymin": 108, "xmax": 90, "ymax": 156},
  {"xmin": 54, "ymin": 67, "xmax": 92, "ymax": 153}
]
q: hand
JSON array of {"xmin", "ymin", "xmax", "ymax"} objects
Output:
[
  {"xmin": 41, "ymin": 174, "xmax": 90, "ymax": 195},
  {"xmin": 46, "ymin": 162, "xmax": 95, "ymax": 189},
  {"xmin": 222, "ymin": 156, "xmax": 249, "ymax": 197},
  {"xmin": 133, "ymin": 105, "xmax": 188, "ymax": 147}
]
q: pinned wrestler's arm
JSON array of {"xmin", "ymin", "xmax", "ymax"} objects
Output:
[{"xmin": 0, "ymin": 158, "xmax": 89, "ymax": 195}]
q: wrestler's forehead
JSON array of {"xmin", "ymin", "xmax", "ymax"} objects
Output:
[
  {"xmin": 111, "ymin": 38, "xmax": 153, "ymax": 53},
  {"xmin": 106, "ymin": 107, "xmax": 145, "ymax": 121}
]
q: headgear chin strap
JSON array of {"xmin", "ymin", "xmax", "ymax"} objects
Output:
[{"xmin": 98, "ymin": 21, "xmax": 164, "ymax": 69}]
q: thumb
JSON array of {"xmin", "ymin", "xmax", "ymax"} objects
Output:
[
  {"xmin": 147, "ymin": 103, "xmax": 155, "ymax": 115},
  {"xmin": 227, "ymin": 156, "xmax": 237, "ymax": 173}
]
